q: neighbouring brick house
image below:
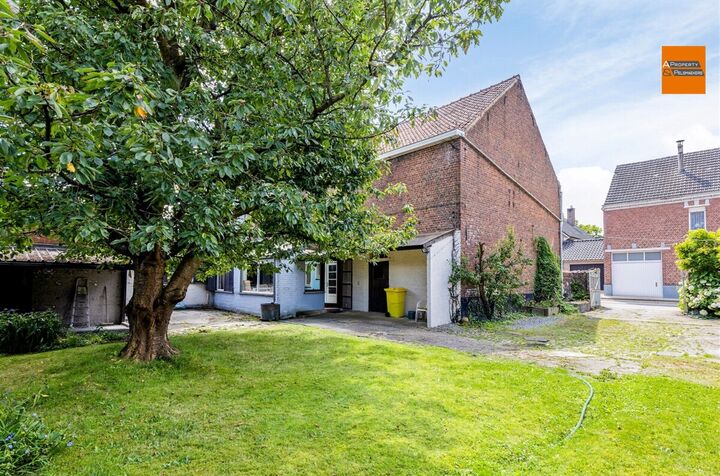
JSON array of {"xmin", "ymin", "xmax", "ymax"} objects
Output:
[
  {"xmin": 603, "ymin": 143, "xmax": 720, "ymax": 299},
  {"xmin": 561, "ymin": 206, "xmax": 604, "ymax": 289},
  {"xmin": 195, "ymin": 75, "xmax": 562, "ymax": 325}
]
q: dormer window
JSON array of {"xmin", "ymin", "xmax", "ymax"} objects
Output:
[{"xmin": 689, "ymin": 207, "xmax": 706, "ymax": 230}]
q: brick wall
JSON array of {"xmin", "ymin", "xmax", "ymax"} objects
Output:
[
  {"xmin": 374, "ymin": 80, "xmax": 560, "ymax": 293},
  {"xmin": 373, "ymin": 139, "xmax": 461, "ymax": 234},
  {"xmin": 460, "ymin": 82, "xmax": 562, "ymax": 290},
  {"xmin": 463, "ymin": 82, "xmax": 561, "ymax": 216},
  {"xmin": 603, "ymin": 197, "xmax": 720, "ymax": 287}
]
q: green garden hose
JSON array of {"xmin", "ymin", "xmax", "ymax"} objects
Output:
[{"xmin": 563, "ymin": 373, "xmax": 594, "ymax": 440}]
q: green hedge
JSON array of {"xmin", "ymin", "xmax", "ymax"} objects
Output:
[
  {"xmin": 0, "ymin": 311, "xmax": 66, "ymax": 354},
  {"xmin": 533, "ymin": 236, "xmax": 562, "ymax": 304}
]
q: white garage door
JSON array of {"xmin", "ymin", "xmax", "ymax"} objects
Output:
[{"xmin": 611, "ymin": 251, "xmax": 663, "ymax": 298}]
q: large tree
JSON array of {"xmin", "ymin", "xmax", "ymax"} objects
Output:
[{"xmin": 0, "ymin": 0, "xmax": 507, "ymax": 360}]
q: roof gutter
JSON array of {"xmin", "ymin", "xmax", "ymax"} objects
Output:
[
  {"xmin": 602, "ymin": 192, "xmax": 720, "ymax": 211},
  {"xmin": 379, "ymin": 129, "xmax": 465, "ymax": 160}
]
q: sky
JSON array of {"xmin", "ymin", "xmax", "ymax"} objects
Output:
[{"xmin": 405, "ymin": 0, "xmax": 720, "ymax": 227}]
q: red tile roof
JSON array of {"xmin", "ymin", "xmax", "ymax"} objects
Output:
[{"xmin": 384, "ymin": 75, "xmax": 519, "ymax": 152}]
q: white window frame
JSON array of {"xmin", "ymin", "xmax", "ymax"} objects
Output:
[
  {"xmin": 241, "ymin": 263, "xmax": 274, "ymax": 295},
  {"xmin": 688, "ymin": 207, "xmax": 706, "ymax": 230},
  {"xmin": 612, "ymin": 251, "xmax": 663, "ymax": 262}
]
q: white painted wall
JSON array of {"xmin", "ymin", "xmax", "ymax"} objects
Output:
[
  {"xmin": 125, "ymin": 270, "xmax": 133, "ymax": 306},
  {"xmin": 426, "ymin": 234, "xmax": 454, "ymax": 327},
  {"xmin": 178, "ymin": 282, "xmax": 210, "ymax": 308},
  {"xmin": 277, "ymin": 261, "xmax": 325, "ymax": 316},
  {"xmin": 352, "ymin": 258, "xmax": 369, "ymax": 312},
  {"xmin": 211, "ymin": 262, "xmax": 324, "ymax": 317},
  {"xmin": 388, "ymin": 250, "xmax": 427, "ymax": 315}
]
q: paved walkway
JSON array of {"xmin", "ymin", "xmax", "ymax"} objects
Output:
[
  {"xmin": 288, "ymin": 301, "xmax": 720, "ymax": 379},
  {"xmin": 589, "ymin": 298, "xmax": 716, "ymax": 326},
  {"xmin": 169, "ymin": 309, "xmax": 268, "ymax": 334},
  {"xmin": 291, "ymin": 312, "xmax": 508, "ymax": 354}
]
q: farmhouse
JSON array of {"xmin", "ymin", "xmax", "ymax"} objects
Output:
[{"xmin": 194, "ymin": 75, "xmax": 562, "ymax": 326}]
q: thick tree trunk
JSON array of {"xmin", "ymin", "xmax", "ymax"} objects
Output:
[{"xmin": 120, "ymin": 247, "xmax": 200, "ymax": 361}]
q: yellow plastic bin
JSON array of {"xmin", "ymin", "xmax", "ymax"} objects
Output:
[{"xmin": 384, "ymin": 288, "xmax": 407, "ymax": 318}]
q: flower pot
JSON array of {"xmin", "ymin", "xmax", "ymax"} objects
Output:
[{"xmin": 260, "ymin": 303, "xmax": 280, "ymax": 321}]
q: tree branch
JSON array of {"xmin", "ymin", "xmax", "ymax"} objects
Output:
[{"xmin": 162, "ymin": 252, "xmax": 202, "ymax": 304}]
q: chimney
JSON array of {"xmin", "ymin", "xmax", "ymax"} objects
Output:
[
  {"xmin": 567, "ymin": 206, "xmax": 576, "ymax": 226},
  {"xmin": 677, "ymin": 139, "xmax": 684, "ymax": 173}
]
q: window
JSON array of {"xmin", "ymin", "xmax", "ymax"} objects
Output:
[
  {"xmin": 689, "ymin": 208, "xmax": 706, "ymax": 230},
  {"xmin": 304, "ymin": 262, "xmax": 322, "ymax": 292},
  {"xmin": 628, "ymin": 252, "xmax": 644, "ymax": 261},
  {"xmin": 613, "ymin": 251, "xmax": 662, "ymax": 262},
  {"xmin": 242, "ymin": 264, "xmax": 274, "ymax": 294},
  {"xmin": 216, "ymin": 271, "xmax": 233, "ymax": 292}
]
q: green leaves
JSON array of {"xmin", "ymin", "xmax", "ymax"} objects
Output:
[
  {"xmin": 675, "ymin": 229, "xmax": 720, "ymax": 317},
  {"xmin": 1, "ymin": 0, "xmax": 504, "ymax": 276},
  {"xmin": 533, "ymin": 236, "xmax": 562, "ymax": 304},
  {"xmin": 451, "ymin": 228, "xmax": 532, "ymax": 320}
]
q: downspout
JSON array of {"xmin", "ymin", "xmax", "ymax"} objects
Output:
[
  {"xmin": 272, "ymin": 258, "xmax": 278, "ymax": 305},
  {"xmin": 559, "ymin": 186, "xmax": 564, "ymax": 296},
  {"xmin": 121, "ymin": 269, "xmax": 127, "ymax": 323}
]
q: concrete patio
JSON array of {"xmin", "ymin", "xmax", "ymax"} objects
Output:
[{"xmin": 290, "ymin": 311, "xmax": 504, "ymax": 354}]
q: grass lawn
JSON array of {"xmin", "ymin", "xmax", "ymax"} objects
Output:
[{"xmin": 1, "ymin": 325, "xmax": 719, "ymax": 475}]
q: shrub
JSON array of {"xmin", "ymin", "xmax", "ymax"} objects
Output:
[
  {"xmin": 449, "ymin": 227, "xmax": 532, "ymax": 320},
  {"xmin": 569, "ymin": 277, "xmax": 590, "ymax": 301},
  {"xmin": 0, "ymin": 394, "xmax": 68, "ymax": 475},
  {"xmin": 533, "ymin": 236, "xmax": 562, "ymax": 304},
  {"xmin": 0, "ymin": 312, "xmax": 66, "ymax": 354},
  {"xmin": 558, "ymin": 301, "xmax": 579, "ymax": 314},
  {"xmin": 675, "ymin": 229, "xmax": 720, "ymax": 318},
  {"xmin": 55, "ymin": 330, "xmax": 127, "ymax": 349}
]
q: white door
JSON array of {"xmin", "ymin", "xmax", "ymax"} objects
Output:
[
  {"xmin": 325, "ymin": 261, "xmax": 338, "ymax": 304},
  {"xmin": 611, "ymin": 251, "xmax": 663, "ymax": 298}
]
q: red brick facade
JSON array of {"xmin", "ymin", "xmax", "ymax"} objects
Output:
[
  {"xmin": 374, "ymin": 140, "xmax": 462, "ymax": 234},
  {"xmin": 603, "ymin": 197, "xmax": 720, "ymax": 287},
  {"xmin": 377, "ymin": 81, "xmax": 562, "ymax": 291}
]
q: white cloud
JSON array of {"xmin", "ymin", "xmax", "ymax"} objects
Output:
[
  {"xmin": 557, "ymin": 167, "xmax": 614, "ymax": 228},
  {"xmin": 525, "ymin": 0, "xmax": 719, "ymax": 120},
  {"xmin": 545, "ymin": 90, "xmax": 720, "ymax": 169},
  {"xmin": 525, "ymin": 0, "xmax": 719, "ymax": 228}
]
